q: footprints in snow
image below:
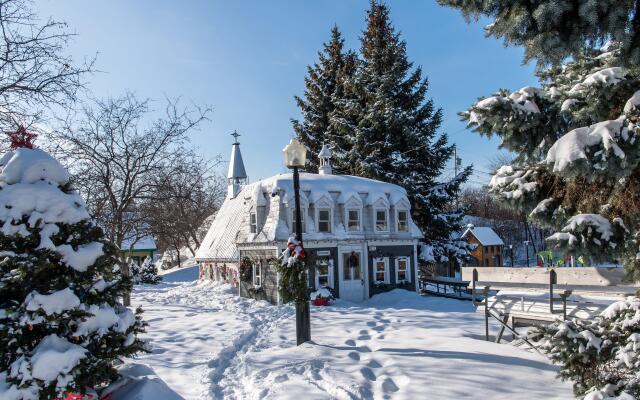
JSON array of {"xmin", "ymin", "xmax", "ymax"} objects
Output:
[{"xmin": 343, "ymin": 315, "xmax": 405, "ymax": 396}]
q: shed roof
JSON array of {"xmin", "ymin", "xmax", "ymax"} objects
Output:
[{"xmin": 461, "ymin": 226, "xmax": 504, "ymax": 246}]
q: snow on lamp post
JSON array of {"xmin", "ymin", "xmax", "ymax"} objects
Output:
[{"xmin": 282, "ymin": 138, "xmax": 311, "ymax": 345}]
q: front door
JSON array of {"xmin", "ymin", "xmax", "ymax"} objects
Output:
[{"xmin": 340, "ymin": 249, "xmax": 364, "ymax": 302}]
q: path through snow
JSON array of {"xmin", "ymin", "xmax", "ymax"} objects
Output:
[{"xmin": 131, "ymin": 279, "xmax": 573, "ymax": 399}]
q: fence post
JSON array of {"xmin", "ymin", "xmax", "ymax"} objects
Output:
[
  {"xmin": 549, "ymin": 269, "xmax": 557, "ymax": 314},
  {"xmin": 560, "ymin": 290, "xmax": 572, "ymax": 320},
  {"xmin": 472, "ymin": 268, "xmax": 478, "ymax": 304},
  {"xmin": 484, "ymin": 286, "xmax": 490, "ymax": 341}
]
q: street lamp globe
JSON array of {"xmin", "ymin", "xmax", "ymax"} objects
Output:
[{"xmin": 283, "ymin": 138, "xmax": 307, "ymax": 168}]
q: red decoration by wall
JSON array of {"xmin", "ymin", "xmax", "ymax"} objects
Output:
[{"xmin": 5, "ymin": 126, "xmax": 37, "ymax": 149}]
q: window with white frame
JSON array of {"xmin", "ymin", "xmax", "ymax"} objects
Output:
[
  {"xmin": 347, "ymin": 209, "xmax": 361, "ymax": 231},
  {"xmin": 373, "ymin": 257, "xmax": 389, "ymax": 283},
  {"xmin": 397, "ymin": 210, "xmax": 409, "ymax": 232},
  {"xmin": 291, "ymin": 208, "xmax": 306, "ymax": 234},
  {"xmin": 318, "ymin": 208, "xmax": 332, "ymax": 233},
  {"xmin": 315, "ymin": 258, "xmax": 333, "ymax": 288},
  {"xmin": 395, "ymin": 257, "xmax": 409, "ymax": 283},
  {"xmin": 252, "ymin": 263, "xmax": 261, "ymax": 287},
  {"xmin": 249, "ymin": 212, "xmax": 257, "ymax": 233},
  {"xmin": 375, "ymin": 209, "xmax": 388, "ymax": 232}
]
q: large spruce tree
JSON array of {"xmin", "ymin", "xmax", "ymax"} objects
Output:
[
  {"xmin": 294, "ymin": 2, "xmax": 471, "ymax": 262},
  {"xmin": 292, "ymin": 26, "xmax": 356, "ymax": 172}
]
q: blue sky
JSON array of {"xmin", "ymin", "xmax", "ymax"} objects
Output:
[{"xmin": 38, "ymin": 0, "xmax": 537, "ymax": 185}]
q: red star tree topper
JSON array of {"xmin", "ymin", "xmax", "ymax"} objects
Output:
[{"xmin": 5, "ymin": 126, "xmax": 37, "ymax": 149}]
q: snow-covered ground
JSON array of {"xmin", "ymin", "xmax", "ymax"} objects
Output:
[{"xmin": 130, "ymin": 272, "xmax": 573, "ymax": 399}]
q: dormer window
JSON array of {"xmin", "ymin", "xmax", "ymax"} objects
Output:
[
  {"xmin": 291, "ymin": 208, "xmax": 306, "ymax": 234},
  {"xmin": 397, "ymin": 210, "xmax": 409, "ymax": 232},
  {"xmin": 318, "ymin": 208, "xmax": 332, "ymax": 233},
  {"xmin": 375, "ymin": 209, "xmax": 389, "ymax": 232},
  {"xmin": 249, "ymin": 212, "xmax": 257, "ymax": 233},
  {"xmin": 347, "ymin": 209, "xmax": 361, "ymax": 231}
]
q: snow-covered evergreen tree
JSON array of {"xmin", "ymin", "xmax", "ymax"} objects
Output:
[
  {"xmin": 0, "ymin": 135, "xmax": 146, "ymax": 399},
  {"xmin": 129, "ymin": 259, "xmax": 141, "ymax": 285},
  {"xmin": 292, "ymin": 26, "xmax": 356, "ymax": 172},
  {"xmin": 138, "ymin": 257, "xmax": 161, "ymax": 284},
  {"xmin": 439, "ymin": 0, "xmax": 640, "ymax": 67},
  {"xmin": 460, "ymin": 42, "xmax": 640, "ymax": 281},
  {"xmin": 529, "ymin": 297, "xmax": 640, "ymax": 398},
  {"xmin": 336, "ymin": 1, "xmax": 472, "ymax": 262}
]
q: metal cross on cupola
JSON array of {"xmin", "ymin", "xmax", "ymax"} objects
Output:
[
  {"xmin": 5, "ymin": 126, "xmax": 37, "ymax": 150},
  {"xmin": 231, "ymin": 130, "xmax": 241, "ymax": 145}
]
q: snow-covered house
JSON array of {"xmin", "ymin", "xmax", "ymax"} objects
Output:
[
  {"xmin": 460, "ymin": 225, "xmax": 504, "ymax": 268},
  {"xmin": 196, "ymin": 139, "xmax": 423, "ymax": 304},
  {"xmin": 121, "ymin": 235, "xmax": 157, "ymax": 266}
]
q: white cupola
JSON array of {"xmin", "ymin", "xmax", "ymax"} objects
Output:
[
  {"xmin": 227, "ymin": 131, "xmax": 248, "ymax": 198},
  {"xmin": 318, "ymin": 143, "xmax": 332, "ymax": 175}
]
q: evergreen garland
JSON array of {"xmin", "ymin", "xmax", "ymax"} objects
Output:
[{"xmin": 276, "ymin": 239, "xmax": 309, "ymax": 304}]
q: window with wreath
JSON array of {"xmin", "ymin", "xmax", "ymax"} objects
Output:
[
  {"xmin": 318, "ymin": 208, "xmax": 332, "ymax": 233},
  {"xmin": 291, "ymin": 208, "xmax": 306, "ymax": 234},
  {"xmin": 395, "ymin": 257, "xmax": 409, "ymax": 283},
  {"xmin": 252, "ymin": 263, "xmax": 261, "ymax": 287},
  {"xmin": 347, "ymin": 209, "xmax": 361, "ymax": 231},
  {"xmin": 373, "ymin": 257, "xmax": 389, "ymax": 283},
  {"xmin": 375, "ymin": 209, "xmax": 388, "ymax": 231},
  {"xmin": 397, "ymin": 210, "xmax": 409, "ymax": 232},
  {"xmin": 249, "ymin": 212, "xmax": 257, "ymax": 233}
]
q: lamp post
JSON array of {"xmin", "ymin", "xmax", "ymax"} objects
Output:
[{"xmin": 283, "ymin": 138, "xmax": 311, "ymax": 345}]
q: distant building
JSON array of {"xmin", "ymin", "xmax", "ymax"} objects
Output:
[
  {"xmin": 196, "ymin": 137, "xmax": 423, "ymax": 304},
  {"xmin": 121, "ymin": 235, "xmax": 157, "ymax": 265},
  {"xmin": 461, "ymin": 225, "xmax": 504, "ymax": 268}
]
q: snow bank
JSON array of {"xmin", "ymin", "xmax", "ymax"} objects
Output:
[{"xmin": 101, "ymin": 364, "xmax": 184, "ymax": 400}]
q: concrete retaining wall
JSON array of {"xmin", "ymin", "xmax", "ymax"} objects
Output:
[{"xmin": 461, "ymin": 267, "xmax": 627, "ymax": 286}]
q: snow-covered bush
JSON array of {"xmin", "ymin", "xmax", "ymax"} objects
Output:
[
  {"xmin": 529, "ymin": 297, "xmax": 640, "ymax": 398},
  {"xmin": 276, "ymin": 238, "xmax": 308, "ymax": 304},
  {"xmin": 0, "ymin": 145, "xmax": 146, "ymax": 399},
  {"xmin": 138, "ymin": 257, "xmax": 161, "ymax": 284}
]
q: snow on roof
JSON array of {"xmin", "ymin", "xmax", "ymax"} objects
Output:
[
  {"xmin": 121, "ymin": 236, "xmax": 157, "ymax": 251},
  {"xmin": 461, "ymin": 226, "xmax": 504, "ymax": 246},
  {"xmin": 195, "ymin": 182, "xmax": 252, "ymax": 261},
  {"xmin": 196, "ymin": 172, "xmax": 421, "ymax": 260}
]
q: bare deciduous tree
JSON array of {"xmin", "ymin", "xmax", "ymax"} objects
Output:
[
  {"xmin": 55, "ymin": 93, "xmax": 210, "ymax": 304},
  {"xmin": 0, "ymin": 0, "xmax": 93, "ymax": 137},
  {"xmin": 142, "ymin": 150, "xmax": 225, "ymax": 262}
]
